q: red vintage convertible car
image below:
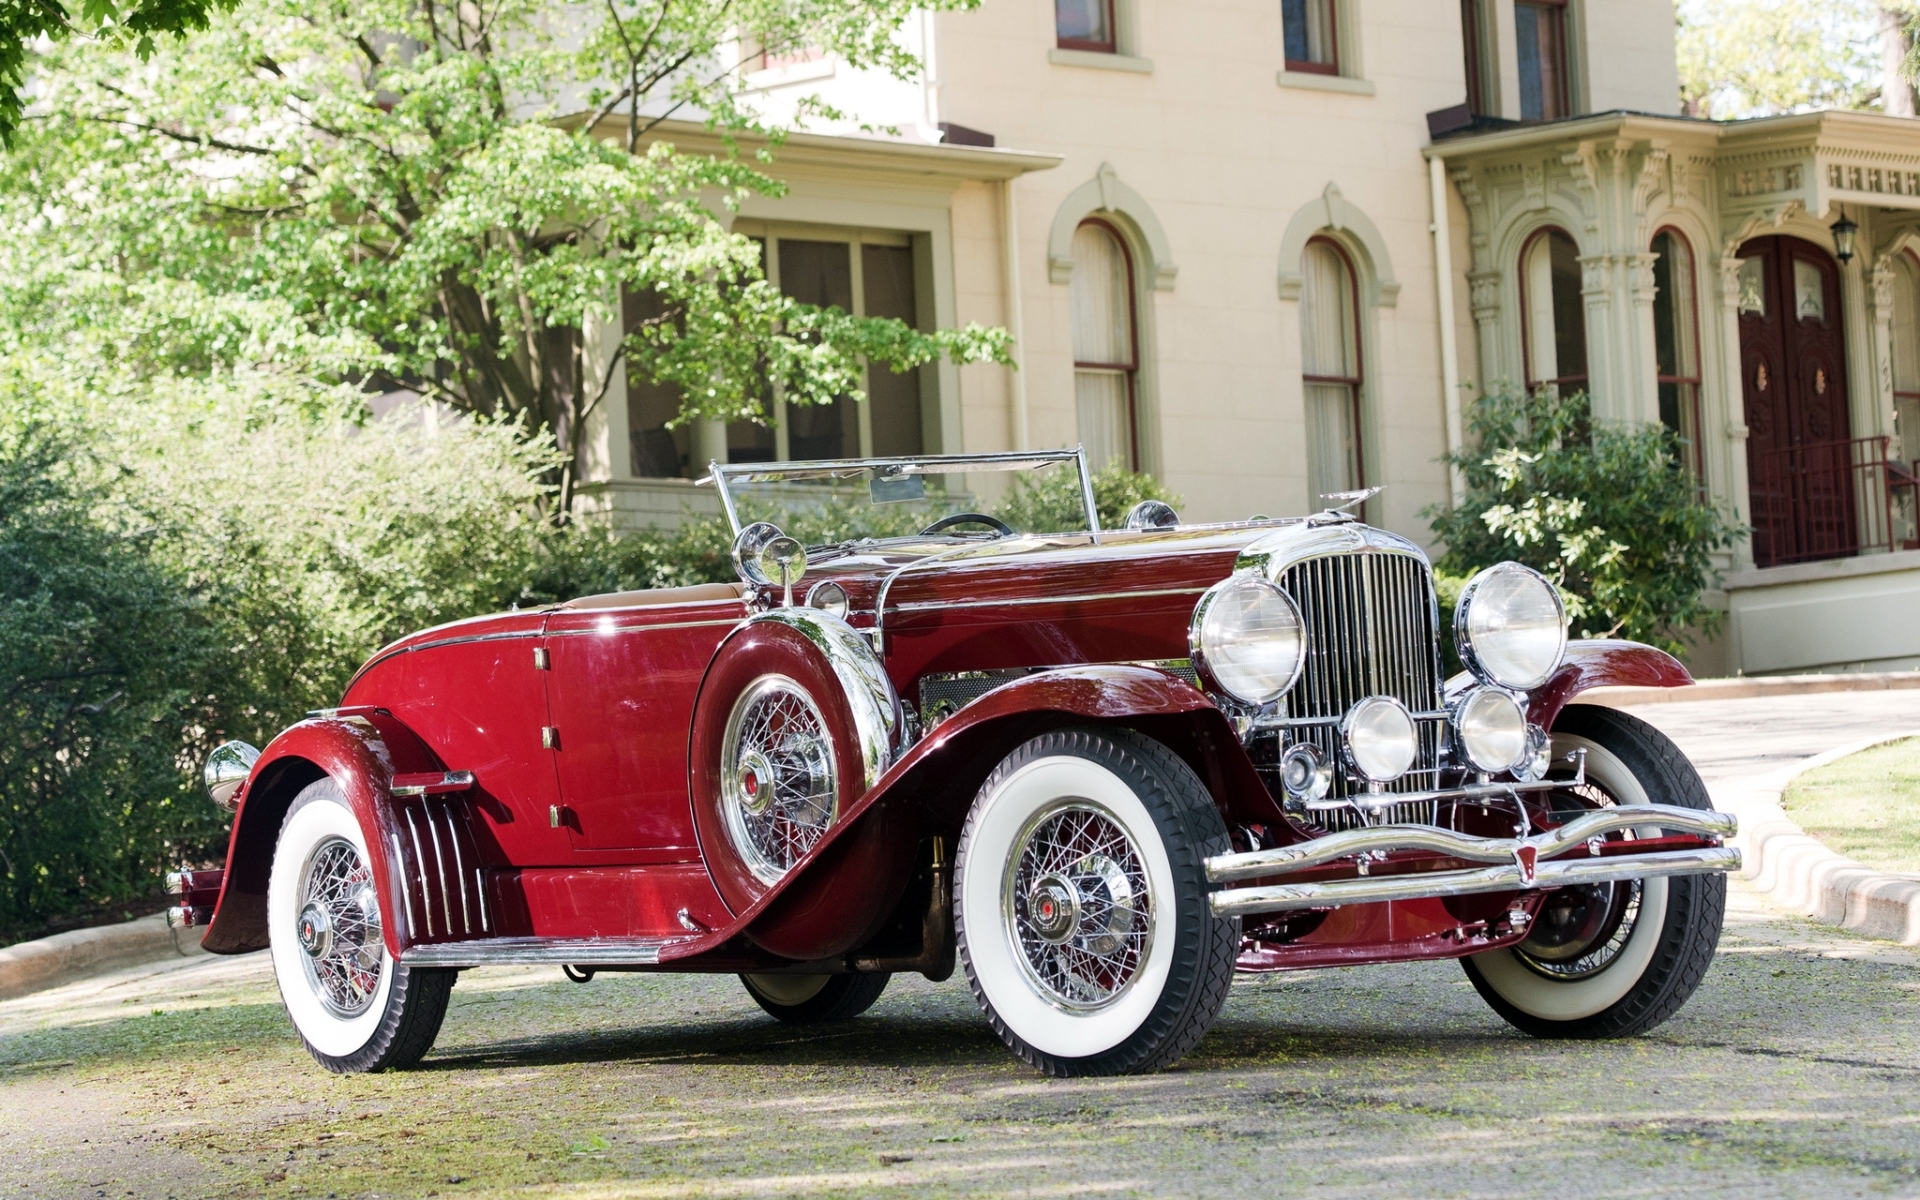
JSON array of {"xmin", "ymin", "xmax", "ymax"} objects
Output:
[{"xmin": 172, "ymin": 450, "xmax": 1738, "ymax": 1077}]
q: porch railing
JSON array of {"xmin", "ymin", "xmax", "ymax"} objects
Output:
[{"xmin": 1750, "ymin": 436, "xmax": 1920, "ymax": 567}]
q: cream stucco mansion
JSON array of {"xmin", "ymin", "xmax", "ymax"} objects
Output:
[{"xmin": 571, "ymin": 0, "xmax": 1920, "ymax": 677}]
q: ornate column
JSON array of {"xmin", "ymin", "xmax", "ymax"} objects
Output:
[{"xmin": 1715, "ymin": 254, "xmax": 1755, "ymax": 570}]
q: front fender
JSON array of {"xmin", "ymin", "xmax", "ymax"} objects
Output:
[
  {"xmin": 200, "ymin": 713, "xmax": 439, "ymax": 956},
  {"xmin": 1523, "ymin": 639, "xmax": 1692, "ymax": 730},
  {"xmin": 735, "ymin": 665, "xmax": 1277, "ymax": 960}
]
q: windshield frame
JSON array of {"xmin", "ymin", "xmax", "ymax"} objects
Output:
[{"xmin": 698, "ymin": 448, "xmax": 1100, "ymax": 540}]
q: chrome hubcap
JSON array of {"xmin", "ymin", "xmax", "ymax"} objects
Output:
[
  {"xmin": 1005, "ymin": 802, "xmax": 1152, "ymax": 1009},
  {"xmin": 721, "ymin": 677, "xmax": 838, "ymax": 884},
  {"xmin": 297, "ymin": 902, "xmax": 333, "ymax": 959},
  {"xmin": 295, "ymin": 836, "xmax": 384, "ymax": 1018}
]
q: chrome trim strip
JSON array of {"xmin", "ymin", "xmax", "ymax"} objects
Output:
[
  {"xmin": 390, "ymin": 770, "xmax": 476, "ymax": 798},
  {"xmin": 404, "ymin": 806, "xmax": 433, "ymax": 938},
  {"xmin": 545, "ymin": 617, "xmax": 740, "ymax": 638},
  {"xmin": 1205, "ymin": 803, "xmax": 1738, "ymax": 883},
  {"xmin": 888, "ymin": 585, "xmax": 1208, "ymax": 615},
  {"xmin": 1210, "ymin": 845, "xmax": 1740, "ymax": 916},
  {"xmin": 389, "ymin": 830, "xmax": 415, "ymax": 942},
  {"xmin": 400, "ymin": 936, "xmax": 692, "ymax": 967}
]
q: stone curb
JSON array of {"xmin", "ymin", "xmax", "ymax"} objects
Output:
[
  {"xmin": 1586, "ymin": 670, "xmax": 1920, "ymax": 708},
  {"xmin": 1711, "ymin": 730, "xmax": 1920, "ymax": 946},
  {"xmin": 0, "ymin": 912, "xmax": 208, "ymax": 1000}
]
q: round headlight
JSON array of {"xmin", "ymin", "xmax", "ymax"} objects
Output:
[
  {"xmin": 1454, "ymin": 686, "xmax": 1528, "ymax": 773},
  {"xmin": 1455, "ymin": 563, "xmax": 1568, "ymax": 690},
  {"xmin": 1189, "ymin": 575, "xmax": 1306, "ymax": 706},
  {"xmin": 1342, "ymin": 695, "xmax": 1418, "ymax": 783}
]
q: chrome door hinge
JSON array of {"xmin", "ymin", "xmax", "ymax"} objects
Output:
[
  {"xmin": 541, "ymin": 726, "xmax": 559, "ymax": 750},
  {"xmin": 533, "ymin": 647, "xmax": 549, "ymax": 670}
]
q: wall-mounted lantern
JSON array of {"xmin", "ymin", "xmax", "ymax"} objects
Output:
[{"xmin": 1831, "ymin": 210, "xmax": 1859, "ymax": 264}]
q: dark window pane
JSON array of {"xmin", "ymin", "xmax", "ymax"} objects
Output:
[
  {"xmin": 1283, "ymin": 0, "xmax": 1310, "ymax": 62},
  {"xmin": 777, "ymin": 240, "xmax": 853, "ymax": 311},
  {"xmin": 1056, "ymin": 0, "xmax": 1112, "ymax": 48},
  {"xmin": 1652, "ymin": 236, "xmax": 1679, "ymax": 378},
  {"xmin": 776, "ymin": 240, "xmax": 856, "ymax": 460},
  {"xmin": 1548, "ymin": 231, "xmax": 1586, "ymax": 382},
  {"xmin": 1462, "ymin": 0, "xmax": 1485, "ymax": 114},
  {"xmin": 1515, "ymin": 3, "xmax": 1543, "ymax": 119},
  {"xmin": 623, "ymin": 286, "xmax": 691, "ymax": 478},
  {"xmin": 862, "ymin": 244, "xmax": 924, "ymax": 458}
]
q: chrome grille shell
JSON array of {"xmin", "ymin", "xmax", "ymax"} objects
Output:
[{"xmin": 1235, "ymin": 523, "xmax": 1447, "ymax": 825}]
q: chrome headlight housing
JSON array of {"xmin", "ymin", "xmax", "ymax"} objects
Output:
[
  {"xmin": 1453, "ymin": 686, "xmax": 1529, "ymax": 774},
  {"xmin": 1189, "ymin": 575, "xmax": 1306, "ymax": 707},
  {"xmin": 1454, "ymin": 563, "xmax": 1568, "ymax": 691},
  {"xmin": 1342, "ymin": 695, "xmax": 1419, "ymax": 784}
]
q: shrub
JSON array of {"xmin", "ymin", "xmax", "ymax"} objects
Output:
[
  {"xmin": 1424, "ymin": 388, "xmax": 1742, "ymax": 656},
  {"xmin": 0, "ymin": 419, "xmax": 225, "ymax": 939},
  {"xmin": 996, "ymin": 461, "xmax": 1182, "ymax": 533}
]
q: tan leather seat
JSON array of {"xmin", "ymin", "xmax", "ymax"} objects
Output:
[{"xmin": 561, "ymin": 582, "xmax": 746, "ymax": 611}]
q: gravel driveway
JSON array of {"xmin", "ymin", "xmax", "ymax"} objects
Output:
[{"xmin": 5, "ymin": 693, "xmax": 1919, "ymax": 1199}]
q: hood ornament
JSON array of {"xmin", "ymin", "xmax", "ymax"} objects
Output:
[{"xmin": 1310, "ymin": 486, "xmax": 1383, "ymax": 525}]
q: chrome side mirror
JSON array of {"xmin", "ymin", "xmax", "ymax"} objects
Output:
[
  {"xmin": 731, "ymin": 523, "xmax": 807, "ymax": 606},
  {"xmin": 204, "ymin": 740, "xmax": 261, "ymax": 812},
  {"xmin": 1123, "ymin": 499, "xmax": 1180, "ymax": 531}
]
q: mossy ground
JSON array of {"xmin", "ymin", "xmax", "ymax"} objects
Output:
[
  {"xmin": 1783, "ymin": 735, "xmax": 1920, "ymax": 874},
  {"xmin": 4, "ymin": 887, "xmax": 1920, "ymax": 1200}
]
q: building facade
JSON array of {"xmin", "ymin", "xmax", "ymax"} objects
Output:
[{"xmin": 572, "ymin": 0, "xmax": 1920, "ymax": 676}]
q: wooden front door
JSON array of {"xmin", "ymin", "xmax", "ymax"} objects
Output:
[{"xmin": 1738, "ymin": 235, "xmax": 1853, "ymax": 566}]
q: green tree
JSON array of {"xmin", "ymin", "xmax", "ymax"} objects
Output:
[
  {"xmin": 1677, "ymin": 0, "xmax": 1881, "ymax": 118},
  {"xmin": 3, "ymin": 0, "xmax": 1006, "ymax": 512},
  {"xmin": 1425, "ymin": 388, "xmax": 1741, "ymax": 656},
  {"xmin": 0, "ymin": 408, "xmax": 226, "ymax": 938},
  {"xmin": 0, "ymin": 0, "xmax": 238, "ymax": 145}
]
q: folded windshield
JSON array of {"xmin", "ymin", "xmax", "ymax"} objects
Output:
[{"xmin": 700, "ymin": 450, "xmax": 1100, "ymax": 546}]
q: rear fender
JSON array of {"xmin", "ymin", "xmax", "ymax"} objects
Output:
[
  {"xmin": 1522, "ymin": 639, "xmax": 1692, "ymax": 730},
  {"xmin": 740, "ymin": 665, "xmax": 1279, "ymax": 957},
  {"xmin": 201, "ymin": 712, "xmax": 442, "ymax": 957}
]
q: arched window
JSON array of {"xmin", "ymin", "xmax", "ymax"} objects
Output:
[
  {"xmin": 1893, "ymin": 250, "xmax": 1920, "ymax": 461},
  {"xmin": 1299, "ymin": 236, "xmax": 1364, "ymax": 502},
  {"xmin": 1652, "ymin": 228, "xmax": 1703, "ymax": 475},
  {"xmin": 1070, "ymin": 219, "xmax": 1139, "ymax": 471},
  {"xmin": 1520, "ymin": 226, "xmax": 1588, "ymax": 398}
]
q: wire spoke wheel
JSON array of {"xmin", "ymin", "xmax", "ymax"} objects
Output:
[
  {"xmin": 295, "ymin": 835, "xmax": 385, "ymax": 1018},
  {"xmin": 722, "ymin": 676, "xmax": 838, "ymax": 883},
  {"xmin": 1515, "ymin": 776, "xmax": 1642, "ymax": 980},
  {"xmin": 1004, "ymin": 801, "xmax": 1154, "ymax": 1009}
]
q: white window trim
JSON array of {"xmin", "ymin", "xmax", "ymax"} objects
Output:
[
  {"xmin": 1049, "ymin": 48, "xmax": 1153, "ymax": 73},
  {"xmin": 1276, "ymin": 70, "xmax": 1375, "ymax": 95}
]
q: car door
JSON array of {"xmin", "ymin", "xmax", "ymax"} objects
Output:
[{"xmin": 543, "ymin": 590, "xmax": 745, "ymax": 861}]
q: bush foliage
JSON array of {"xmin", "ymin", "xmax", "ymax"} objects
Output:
[{"xmin": 1425, "ymin": 388, "xmax": 1742, "ymax": 656}]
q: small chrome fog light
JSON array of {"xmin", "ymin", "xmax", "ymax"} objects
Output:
[
  {"xmin": 1454, "ymin": 687, "xmax": 1529, "ymax": 773},
  {"xmin": 805, "ymin": 581, "xmax": 850, "ymax": 620},
  {"xmin": 1279, "ymin": 743, "xmax": 1332, "ymax": 802},
  {"xmin": 1515, "ymin": 724, "xmax": 1552, "ymax": 782},
  {"xmin": 1342, "ymin": 696, "xmax": 1419, "ymax": 784}
]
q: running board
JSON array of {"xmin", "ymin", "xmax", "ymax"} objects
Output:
[{"xmin": 400, "ymin": 935, "xmax": 699, "ymax": 968}]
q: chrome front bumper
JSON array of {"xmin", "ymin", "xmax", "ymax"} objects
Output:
[{"xmin": 1205, "ymin": 804, "xmax": 1740, "ymax": 918}]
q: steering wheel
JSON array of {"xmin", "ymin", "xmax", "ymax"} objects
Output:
[{"xmin": 920, "ymin": 512, "xmax": 1014, "ymax": 538}]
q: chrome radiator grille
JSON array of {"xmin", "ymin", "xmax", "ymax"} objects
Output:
[
  {"xmin": 1276, "ymin": 551, "xmax": 1446, "ymax": 819},
  {"xmin": 1282, "ymin": 551, "xmax": 1443, "ymax": 721}
]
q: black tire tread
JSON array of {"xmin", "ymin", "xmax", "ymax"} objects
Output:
[
  {"xmin": 956, "ymin": 726, "xmax": 1239, "ymax": 1078},
  {"xmin": 1463, "ymin": 704, "xmax": 1727, "ymax": 1040},
  {"xmin": 741, "ymin": 972, "xmax": 892, "ymax": 1025},
  {"xmin": 277, "ymin": 779, "xmax": 456, "ymax": 1074}
]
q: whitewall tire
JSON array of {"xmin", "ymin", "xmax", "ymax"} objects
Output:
[
  {"xmin": 955, "ymin": 728, "xmax": 1238, "ymax": 1077},
  {"xmin": 268, "ymin": 778, "xmax": 454, "ymax": 1072},
  {"xmin": 1463, "ymin": 705, "xmax": 1726, "ymax": 1038}
]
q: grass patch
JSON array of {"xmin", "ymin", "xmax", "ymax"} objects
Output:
[{"xmin": 1781, "ymin": 735, "xmax": 1920, "ymax": 874}]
